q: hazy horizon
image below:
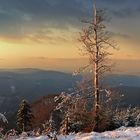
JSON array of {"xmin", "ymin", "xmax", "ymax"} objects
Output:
[{"xmin": 0, "ymin": 58, "xmax": 139, "ymax": 76}]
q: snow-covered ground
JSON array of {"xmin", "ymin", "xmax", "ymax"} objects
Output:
[{"xmin": 16, "ymin": 127, "xmax": 140, "ymax": 140}]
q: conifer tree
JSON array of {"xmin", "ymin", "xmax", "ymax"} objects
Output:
[
  {"xmin": 16, "ymin": 99, "xmax": 34, "ymax": 132},
  {"xmin": 125, "ymin": 106, "xmax": 135, "ymax": 127}
]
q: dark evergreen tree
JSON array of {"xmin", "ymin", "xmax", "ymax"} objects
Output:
[
  {"xmin": 126, "ymin": 107, "xmax": 135, "ymax": 127},
  {"xmin": 16, "ymin": 99, "xmax": 34, "ymax": 132}
]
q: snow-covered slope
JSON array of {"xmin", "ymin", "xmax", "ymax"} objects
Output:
[{"xmin": 16, "ymin": 127, "xmax": 140, "ymax": 140}]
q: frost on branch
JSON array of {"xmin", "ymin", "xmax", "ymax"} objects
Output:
[{"xmin": 0, "ymin": 113, "xmax": 8, "ymax": 124}]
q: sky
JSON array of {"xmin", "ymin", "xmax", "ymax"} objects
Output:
[{"xmin": 0, "ymin": 0, "xmax": 139, "ymax": 74}]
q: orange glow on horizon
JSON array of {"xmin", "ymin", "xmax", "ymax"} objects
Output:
[{"xmin": 0, "ymin": 26, "xmax": 139, "ymax": 70}]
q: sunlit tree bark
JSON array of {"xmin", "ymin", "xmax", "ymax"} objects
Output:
[{"xmin": 79, "ymin": 0, "xmax": 116, "ymax": 131}]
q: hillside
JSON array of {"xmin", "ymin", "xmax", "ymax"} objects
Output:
[
  {"xmin": 0, "ymin": 69, "xmax": 139, "ymax": 114},
  {"xmin": 0, "ymin": 68, "xmax": 81, "ymax": 99},
  {"xmin": 0, "ymin": 69, "xmax": 81, "ymax": 130},
  {"xmin": 0, "ymin": 69, "xmax": 81, "ymax": 113},
  {"xmin": 113, "ymin": 86, "xmax": 140, "ymax": 106},
  {"xmin": 31, "ymin": 94, "xmax": 58, "ymax": 129},
  {"xmin": 0, "ymin": 69, "xmax": 139, "ymax": 130},
  {"xmin": 104, "ymin": 74, "xmax": 140, "ymax": 87}
]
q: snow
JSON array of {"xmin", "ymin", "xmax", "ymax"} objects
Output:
[
  {"xmin": 0, "ymin": 113, "xmax": 8, "ymax": 123},
  {"xmin": 15, "ymin": 127, "xmax": 140, "ymax": 140}
]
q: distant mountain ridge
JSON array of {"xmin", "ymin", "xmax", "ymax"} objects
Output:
[
  {"xmin": 0, "ymin": 68, "xmax": 139, "ymax": 114},
  {"xmin": 0, "ymin": 69, "xmax": 81, "ymax": 115},
  {"xmin": 0, "ymin": 68, "xmax": 81, "ymax": 98},
  {"xmin": 0, "ymin": 68, "xmax": 139, "ymax": 130},
  {"xmin": 0, "ymin": 69, "xmax": 139, "ymax": 98},
  {"xmin": 104, "ymin": 74, "xmax": 140, "ymax": 87}
]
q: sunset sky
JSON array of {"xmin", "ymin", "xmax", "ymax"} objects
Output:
[{"xmin": 0, "ymin": 0, "xmax": 139, "ymax": 74}]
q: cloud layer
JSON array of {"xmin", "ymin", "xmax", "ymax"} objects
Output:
[{"xmin": 0, "ymin": 0, "xmax": 139, "ymax": 40}]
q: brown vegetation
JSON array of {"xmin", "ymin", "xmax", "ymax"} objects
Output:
[{"xmin": 31, "ymin": 94, "xmax": 57, "ymax": 128}]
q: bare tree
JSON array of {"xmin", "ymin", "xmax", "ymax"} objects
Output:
[{"xmin": 79, "ymin": 0, "xmax": 117, "ymax": 131}]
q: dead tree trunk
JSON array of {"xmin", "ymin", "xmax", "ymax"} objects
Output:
[
  {"xmin": 79, "ymin": 0, "xmax": 117, "ymax": 132},
  {"xmin": 93, "ymin": 3, "xmax": 100, "ymax": 131}
]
